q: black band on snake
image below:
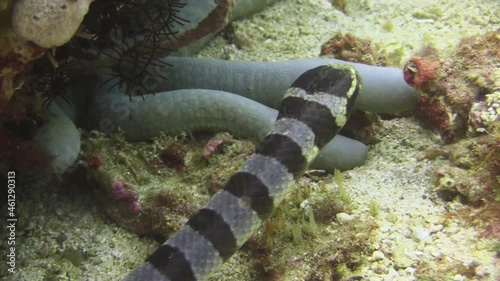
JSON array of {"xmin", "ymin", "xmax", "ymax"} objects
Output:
[{"xmin": 123, "ymin": 64, "xmax": 361, "ymax": 281}]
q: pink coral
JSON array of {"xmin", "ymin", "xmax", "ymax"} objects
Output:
[
  {"xmin": 111, "ymin": 181, "xmax": 140, "ymax": 214},
  {"xmin": 203, "ymin": 139, "xmax": 224, "ymax": 158},
  {"xmin": 129, "ymin": 201, "xmax": 141, "ymax": 215}
]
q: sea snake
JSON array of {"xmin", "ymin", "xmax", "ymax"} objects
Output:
[{"xmin": 123, "ymin": 63, "xmax": 361, "ymax": 281}]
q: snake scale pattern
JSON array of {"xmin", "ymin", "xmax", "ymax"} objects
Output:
[{"xmin": 123, "ymin": 64, "xmax": 361, "ymax": 281}]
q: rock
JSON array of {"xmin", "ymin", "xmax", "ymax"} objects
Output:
[
  {"xmin": 370, "ymin": 250, "xmax": 386, "ymax": 261},
  {"xmin": 412, "ymin": 226, "xmax": 431, "ymax": 242},
  {"xmin": 424, "ymin": 214, "xmax": 444, "ymax": 225},
  {"xmin": 444, "ymin": 225, "xmax": 461, "ymax": 235},
  {"xmin": 430, "ymin": 250, "xmax": 442, "ymax": 258},
  {"xmin": 336, "ymin": 212, "xmax": 355, "ymax": 224},
  {"xmin": 12, "ymin": 0, "xmax": 93, "ymax": 48},
  {"xmin": 404, "ymin": 267, "xmax": 416, "ymax": 275},
  {"xmin": 452, "ymin": 274, "xmax": 466, "ymax": 281},
  {"xmin": 393, "ymin": 250, "xmax": 415, "ymax": 269}
]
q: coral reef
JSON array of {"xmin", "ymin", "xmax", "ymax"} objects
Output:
[
  {"xmin": 320, "ymin": 33, "xmax": 388, "ymax": 66},
  {"xmin": 404, "ymin": 31, "xmax": 500, "ymax": 281},
  {"xmin": 432, "ymin": 134, "xmax": 500, "ymax": 204},
  {"xmin": 404, "ymin": 31, "xmax": 500, "ymax": 211},
  {"xmin": 434, "ymin": 165, "xmax": 484, "ymax": 204},
  {"xmin": 409, "ymin": 31, "xmax": 500, "ymax": 143}
]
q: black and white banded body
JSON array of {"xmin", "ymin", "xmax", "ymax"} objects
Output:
[{"xmin": 123, "ymin": 64, "xmax": 361, "ymax": 281}]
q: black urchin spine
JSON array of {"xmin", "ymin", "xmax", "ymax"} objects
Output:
[{"xmin": 79, "ymin": 0, "xmax": 189, "ymax": 98}]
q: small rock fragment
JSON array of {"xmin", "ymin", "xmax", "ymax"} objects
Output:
[
  {"xmin": 412, "ymin": 226, "xmax": 431, "ymax": 242},
  {"xmin": 370, "ymin": 250, "xmax": 386, "ymax": 261},
  {"xmin": 336, "ymin": 212, "xmax": 354, "ymax": 224}
]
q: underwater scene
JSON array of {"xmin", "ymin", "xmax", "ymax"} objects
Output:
[{"xmin": 0, "ymin": 0, "xmax": 499, "ymax": 280}]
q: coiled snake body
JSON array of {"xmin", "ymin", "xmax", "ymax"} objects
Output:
[{"xmin": 123, "ymin": 64, "xmax": 361, "ymax": 280}]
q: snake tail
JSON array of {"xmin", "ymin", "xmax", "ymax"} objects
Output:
[{"xmin": 123, "ymin": 64, "xmax": 361, "ymax": 281}]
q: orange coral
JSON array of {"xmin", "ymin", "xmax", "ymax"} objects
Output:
[{"xmin": 403, "ymin": 57, "xmax": 441, "ymax": 89}]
